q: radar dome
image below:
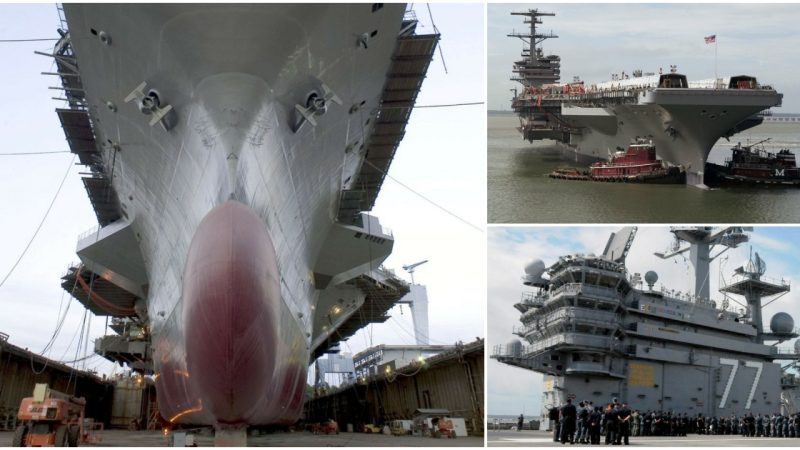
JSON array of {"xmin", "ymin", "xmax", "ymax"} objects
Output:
[
  {"xmin": 644, "ymin": 271, "xmax": 658, "ymax": 288},
  {"xmin": 506, "ymin": 339, "xmax": 523, "ymax": 357},
  {"xmin": 770, "ymin": 312, "xmax": 795, "ymax": 334},
  {"xmin": 523, "ymin": 259, "xmax": 547, "ymax": 286},
  {"xmin": 794, "ymin": 339, "xmax": 800, "ymax": 354},
  {"xmin": 524, "ymin": 259, "xmax": 546, "ymax": 277}
]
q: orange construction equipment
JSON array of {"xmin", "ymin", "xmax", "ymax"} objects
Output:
[{"xmin": 12, "ymin": 384, "xmax": 86, "ymax": 447}]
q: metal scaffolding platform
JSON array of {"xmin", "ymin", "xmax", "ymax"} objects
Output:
[
  {"xmin": 61, "ymin": 264, "xmax": 139, "ymax": 317},
  {"xmin": 94, "ymin": 335, "xmax": 152, "ymax": 373},
  {"xmin": 56, "ymin": 108, "xmax": 99, "ymax": 168},
  {"xmin": 720, "ymin": 276, "xmax": 791, "ymax": 297},
  {"xmin": 337, "ymin": 31, "xmax": 440, "ymax": 222},
  {"xmin": 49, "ymin": 32, "xmax": 122, "ymax": 227},
  {"xmin": 80, "ymin": 175, "xmax": 122, "ymax": 227},
  {"xmin": 49, "ymin": 29, "xmax": 86, "ymax": 108},
  {"xmin": 312, "ymin": 268, "xmax": 410, "ymax": 359}
]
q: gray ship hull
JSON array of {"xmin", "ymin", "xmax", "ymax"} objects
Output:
[
  {"xmin": 504, "ymin": 10, "xmax": 784, "ymax": 186},
  {"xmin": 537, "ymin": 350, "xmax": 782, "ymax": 420},
  {"xmin": 560, "ymin": 89, "xmax": 782, "ymax": 186},
  {"xmin": 61, "ymin": 3, "xmax": 428, "ymax": 429}
]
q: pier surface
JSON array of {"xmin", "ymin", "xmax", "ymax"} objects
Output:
[
  {"xmin": 488, "ymin": 430, "xmax": 800, "ymax": 447},
  {"xmin": 0, "ymin": 429, "xmax": 482, "ymax": 447}
]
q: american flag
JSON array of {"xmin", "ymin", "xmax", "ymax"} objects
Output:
[{"xmin": 704, "ymin": 35, "xmax": 716, "ymax": 44}]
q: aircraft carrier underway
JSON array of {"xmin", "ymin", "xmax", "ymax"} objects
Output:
[
  {"xmin": 493, "ymin": 227, "xmax": 800, "ymax": 425},
  {"xmin": 47, "ymin": 4, "xmax": 437, "ymax": 444},
  {"xmin": 508, "ymin": 10, "xmax": 784, "ymax": 186}
]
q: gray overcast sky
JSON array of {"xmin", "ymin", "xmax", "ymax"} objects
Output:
[
  {"xmin": 488, "ymin": 3, "xmax": 800, "ymax": 112},
  {"xmin": 0, "ymin": 3, "xmax": 485, "ymax": 377},
  {"xmin": 488, "ymin": 227, "xmax": 800, "ymax": 416}
]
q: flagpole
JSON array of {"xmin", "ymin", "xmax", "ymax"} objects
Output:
[{"xmin": 715, "ymin": 37, "xmax": 718, "ymax": 88}]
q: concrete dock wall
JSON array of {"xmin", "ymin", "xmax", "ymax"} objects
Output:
[{"xmin": 306, "ymin": 339, "xmax": 484, "ymax": 436}]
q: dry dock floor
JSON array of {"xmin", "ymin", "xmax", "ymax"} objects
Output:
[
  {"xmin": 0, "ymin": 429, "xmax": 482, "ymax": 447},
  {"xmin": 488, "ymin": 430, "xmax": 800, "ymax": 447}
]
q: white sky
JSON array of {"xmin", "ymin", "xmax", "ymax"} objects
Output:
[
  {"xmin": 488, "ymin": 226, "xmax": 800, "ymax": 416},
  {"xmin": 488, "ymin": 3, "xmax": 800, "ymax": 112},
  {"xmin": 0, "ymin": 4, "xmax": 486, "ymax": 377}
]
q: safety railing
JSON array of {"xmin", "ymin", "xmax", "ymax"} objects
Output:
[
  {"xmin": 77, "ymin": 224, "xmax": 102, "ymax": 242},
  {"xmin": 520, "ymin": 291, "xmax": 546, "ymax": 307}
]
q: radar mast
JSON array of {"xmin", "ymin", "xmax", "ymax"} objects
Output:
[{"xmin": 654, "ymin": 227, "xmax": 751, "ymax": 302}]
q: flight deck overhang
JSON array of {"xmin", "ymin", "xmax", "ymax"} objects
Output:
[
  {"xmin": 313, "ymin": 214, "xmax": 393, "ymax": 290},
  {"xmin": 337, "ymin": 32, "xmax": 439, "ymax": 222},
  {"xmin": 641, "ymin": 88, "xmax": 783, "ymax": 107},
  {"xmin": 76, "ymin": 219, "xmax": 148, "ymax": 299}
]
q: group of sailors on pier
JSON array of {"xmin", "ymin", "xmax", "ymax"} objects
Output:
[
  {"xmin": 699, "ymin": 413, "xmax": 800, "ymax": 437},
  {"xmin": 546, "ymin": 398, "xmax": 800, "ymax": 444},
  {"xmin": 548, "ymin": 398, "xmax": 635, "ymax": 445}
]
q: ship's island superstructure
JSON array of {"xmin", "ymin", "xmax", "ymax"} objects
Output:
[
  {"xmin": 493, "ymin": 227, "xmax": 800, "ymax": 424},
  {"xmin": 47, "ymin": 4, "xmax": 438, "ymax": 443},
  {"xmin": 508, "ymin": 10, "xmax": 783, "ymax": 186}
]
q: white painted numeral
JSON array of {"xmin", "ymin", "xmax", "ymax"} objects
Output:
[
  {"xmin": 718, "ymin": 358, "xmax": 738, "ymax": 408},
  {"xmin": 718, "ymin": 359, "xmax": 762, "ymax": 410},
  {"xmin": 744, "ymin": 361, "xmax": 763, "ymax": 410}
]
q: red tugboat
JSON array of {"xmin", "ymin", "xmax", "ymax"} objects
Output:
[
  {"xmin": 550, "ymin": 138, "xmax": 685, "ymax": 183},
  {"xmin": 705, "ymin": 139, "xmax": 800, "ymax": 186}
]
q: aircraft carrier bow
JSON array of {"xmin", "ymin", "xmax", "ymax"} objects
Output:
[{"xmin": 47, "ymin": 3, "xmax": 439, "ymax": 444}]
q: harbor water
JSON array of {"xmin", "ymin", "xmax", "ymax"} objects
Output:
[{"xmin": 488, "ymin": 113, "xmax": 800, "ymax": 223}]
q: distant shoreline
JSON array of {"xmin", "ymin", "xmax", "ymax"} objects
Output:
[
  {"xmin": 763, "ymin": 115, "xmax": 800, "ymax": 122},
  {"xmin": 488, "ymin": 414, "xmax": 540, "ymax": 421},
  {"xmin": 488, "ymin": 109, "xmax": 800, "ymax": 118}
]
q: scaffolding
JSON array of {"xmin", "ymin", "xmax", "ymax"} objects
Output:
[
  {"xmin": 46, "ymin": 29, "xmax": 122, "ymax": 227},
  {"xmin": 312, "ymin": 268, "xmax": 410, "ymax": 359},
  {"xmin": 338, "ymin": 31, "xmax": 440, "ymax": 223}
]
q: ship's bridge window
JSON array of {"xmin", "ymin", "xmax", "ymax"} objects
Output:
[
  {"xmin": 572, "ymin": 353, "xmax": 603, "ymax": 363},
  {"xmin": 577, "ymin": 299, "xmax": 594, "ymax": 308},
  {"xmin": 728, "ymin": 75, "xmax": 757, "ymax": 89},
  {"xmin": 658, "ymin": 74, "xmax": 688, "ymax": 88},
  {"xmin": 597, "ymin": 279, "xmax": 617, "ymax": 289}
]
